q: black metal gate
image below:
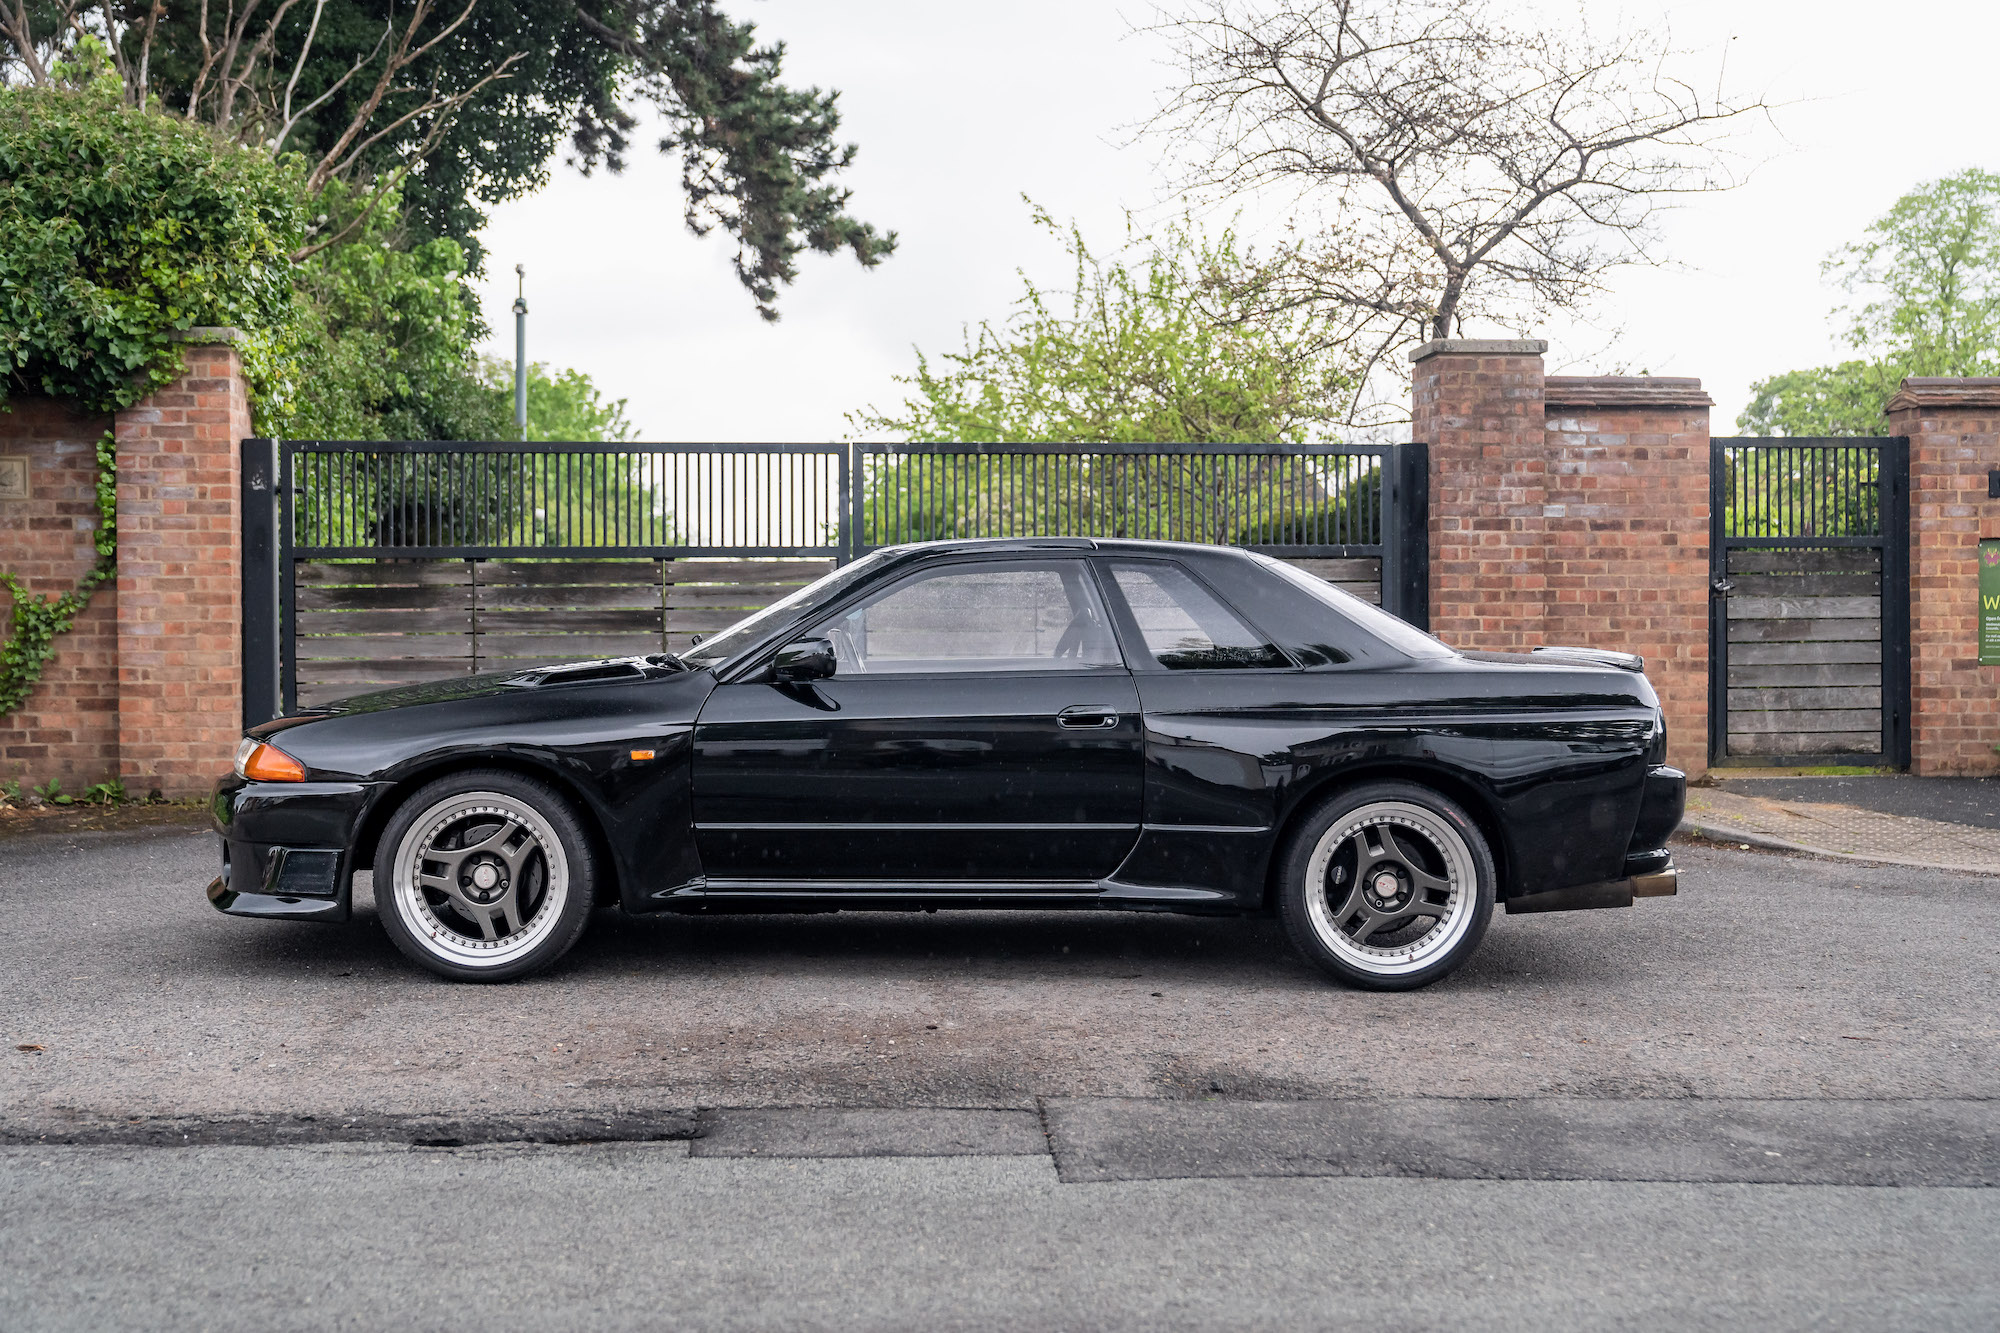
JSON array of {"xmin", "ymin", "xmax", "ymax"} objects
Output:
[
  {"xmin": 1708, "ymin": 436, "xmax": 1910, "ymax": 767},
  {"xmin": 243, "ymin": 440, "xmax": 1429, "ymax": 724}
]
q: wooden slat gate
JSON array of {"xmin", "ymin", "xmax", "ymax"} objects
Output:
[
  {"xmin": 1708, "ymin": 437, "xmax": 1911, "ymax": 768},
  {"xmin": 241, "ymin": 440, "xmax": 1429, "ymax": 722}
]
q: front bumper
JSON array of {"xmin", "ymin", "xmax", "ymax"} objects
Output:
[{"xmin": 207, "ymin": 774, "xmax": 383, "ymax": 923}]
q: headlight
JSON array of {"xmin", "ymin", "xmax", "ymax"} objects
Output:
[{"xmin": 234, "ymin": 737, "xmax": 307, "ymax": 782}]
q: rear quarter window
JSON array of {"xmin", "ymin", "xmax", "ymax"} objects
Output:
[{"xmin": 1103, "ymin": 560, "xmax": 1290, "ymax": 670}]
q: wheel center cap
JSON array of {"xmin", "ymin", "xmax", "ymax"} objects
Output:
[
  {"xmin": 1372, "ymin": 871, "xmax": 1401, "ymax": 897},
  {"xmin": 471, "ymin": 863, "xmax": 500, "ymax": 891}
]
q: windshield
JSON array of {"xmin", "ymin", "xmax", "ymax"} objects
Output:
[
  {"xmin": 679, "ymin": 551, "xmax": 896, "ymax": 668},
  {"xmin": 1251, "ymin": 552, "xmax": 1457, "ymax": 660}
]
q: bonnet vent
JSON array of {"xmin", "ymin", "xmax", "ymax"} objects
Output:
[{"xmin": 508, "ymin": 658, "xmax": 651, "ymax": 687}]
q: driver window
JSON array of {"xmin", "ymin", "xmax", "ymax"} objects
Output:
[{"xmin": 821, "ymin": 561, "xmax": 1121, "ymax": 674}]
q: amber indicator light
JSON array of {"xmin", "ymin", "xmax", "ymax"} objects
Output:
[
  {"xmin": 630, "ymin": 749, "xmax": 656, "ymax": 762},
  {"xmin": 243, "ymin": 743, "xmax": 307, "ymax": 782}
]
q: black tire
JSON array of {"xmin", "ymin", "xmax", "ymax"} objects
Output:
[
  {"xmin": 373, "ymin": 769, "xmax": 597, "ymax": 983},
  {"xmin": 1276, "ymin": 780, "xmax": 1496, "ymax": 991}
]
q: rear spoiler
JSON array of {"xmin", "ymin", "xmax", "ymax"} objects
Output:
[{"xmin": 1530, "ymin": 646, "xmax": 1645, "ymax": 673}]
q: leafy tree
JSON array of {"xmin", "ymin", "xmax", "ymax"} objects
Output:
[
  {"xmin": 1740, "ymin": 169, "xmax": 2000, "ymax": 435},
  {"xmin": 848, "ymin": 207, "xmax": 1359, "ymax": 545},
  {"xmin": 855, "ymin": 207, "xmax": 1349, "ymax": 445},
  {"xmin": 482, "ymin": 359, "xmax": 641, "ymax": 442},
  {"xmin": 0, "ymin": 80, "xmax": 306, "ymax": 417},
  {"xmin": 282, "ymin": 182, "xmax": 511, "ymax": 441},
  {"xmin": 1735, "ymin": 363, "xmax": 1899, "ymax": 439},
  {"xmin": 0, "ymin": 0, "xmax": 896, "ymax": 316}
]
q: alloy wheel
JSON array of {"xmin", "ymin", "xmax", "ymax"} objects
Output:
[
  {"xmin": 391, "ymin": 792, "xmax": 570, "ymax": 968},
  {"xmin": 1302, "ymin": 800, "xmax": 1478, "ymax": 978}
]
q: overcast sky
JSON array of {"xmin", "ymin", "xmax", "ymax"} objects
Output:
[{"xmin": 470, "ymin": 0, "xmax": 2000, "ymax": 443}]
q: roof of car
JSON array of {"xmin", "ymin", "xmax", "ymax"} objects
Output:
[{"xmin": 878, "ymin": 537, "xmax": 1244, "ymax": 558}]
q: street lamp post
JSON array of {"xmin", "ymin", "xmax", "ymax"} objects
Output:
[{"xmin": 511, "ymin": 263, "xmax": 528, "ymax": 442}]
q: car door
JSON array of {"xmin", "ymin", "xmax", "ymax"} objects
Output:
[{"xmin": 691, "ymin": 554, "xmax": 1143, "ymax": 886}]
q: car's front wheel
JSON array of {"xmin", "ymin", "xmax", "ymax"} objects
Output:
[
  {"xmin": 374, "ymin": 771, "xmax": 596, "ymax": 983},
  {"xmin": 1277, "ymin": 781, "xmax": 1495, "ymax": 991}
]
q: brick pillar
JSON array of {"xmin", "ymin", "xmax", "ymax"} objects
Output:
[
  {"xmin": 1883, "ymin": 378, "xmax": 2000, "ymax": 776},
  {"xmin": 1411, "ymin": 339, "xmax": 1551, "ymax": 651},
  {"xmin": 1544, "ymin": 378, "xmax": 1713, "ymax": 777},
  {"xmin": 0, "ymin": 399, "xmax": 120, "ymax": 787},
  {"xmin": 114, "ymin": 331, "xmax": 250, "ymax": 798}
]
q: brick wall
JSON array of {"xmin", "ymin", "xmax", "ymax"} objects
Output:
[
  {"xmin": 1544, "ymin": 378, "xmax": 1713, "ymax": 777},
  {"xmin": 1411, "ymin": 339, "xmax": 1551, "ymax": 652},
  {"xmin": 0, "ymin": 336, "xmax": 247, "ymax": 798},
  {"xmin": 114, "ymin": 338, "xmax": 250, "ymax": 797},
  {"xmin": 1884, "ymin": 378, "xmax": 2000, "ymax": 776},
  {"xmin": 1413, "ymin": 341, "xmax": 1711, "ymax": 777},
  {"xmin": 0, "ymin": 399, "xmax": 119, "ymax": 786}
]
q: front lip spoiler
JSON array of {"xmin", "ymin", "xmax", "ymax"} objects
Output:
[
  {"xmin": 1504, "ymin": 866, "xmax": 1679, "ymax": 915},
  {"xmin": 206, "ymin": 875, "xmax": 350, "ymax": 922}
]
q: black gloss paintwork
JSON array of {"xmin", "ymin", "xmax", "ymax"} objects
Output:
[{"xmin": 211, "ymin": 538, "xmax": 1682, "ymax": 922}]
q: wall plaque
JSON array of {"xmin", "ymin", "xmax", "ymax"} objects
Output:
[
  {"xmin": 1983, "ymin": 539, "xmax": 2000, "ymax": 666},
  {"xmin": 0, "ymin": 456, "xmax": 28, "ymax": 501}
]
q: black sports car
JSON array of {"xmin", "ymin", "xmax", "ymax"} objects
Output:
[{"xmin": 210, "ymin": 538, "xmax": 1683, "ymax": 989}]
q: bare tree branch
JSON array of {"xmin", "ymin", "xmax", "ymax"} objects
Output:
[
  {"xmin": 0, "ymin": 0, "xmax": 50, "ymax": 83},
  {"xmin": 1145, "ymin": 0, "xmax": 1773, "ymax": 423}
]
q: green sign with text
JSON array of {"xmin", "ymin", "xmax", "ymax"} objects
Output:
[{"xmin": 1984, "ymin": 540, "xmax": 2000, "ymax": 665}]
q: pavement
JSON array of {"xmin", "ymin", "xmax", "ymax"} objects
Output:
[
  {"xmin": 3, "ymin": 822, "xmax": 1997, "ymax": 1328},
  {"xmin": 6, "ymin": 1146, "xmax": 1995, "ymax": 1331},
  {"xmin": 1683, "ymin": 775, "xmax": 2000, "ymax": 874}
]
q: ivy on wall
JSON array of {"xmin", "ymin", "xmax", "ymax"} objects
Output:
[
  {"xmin": 0, "ymin": 432, "xmax": 116, "ymax": 716},
  {"xmin": 0, "ymin": 80, "xmax": 302, "ymax": 721}
]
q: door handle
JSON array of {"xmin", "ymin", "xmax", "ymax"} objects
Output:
[{"xmin": 1057, "ymin": 705, "xmax": 1120, "ymax": 729}]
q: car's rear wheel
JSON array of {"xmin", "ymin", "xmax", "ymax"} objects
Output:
[
  {"xmin": 374, "ymin": 771, "xmax": 596, "ymax": 983},
  {"xmin": 1277, "ymin": 781, "xmax": 1495, "ymax": 991}
]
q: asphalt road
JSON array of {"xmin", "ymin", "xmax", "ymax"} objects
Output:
[
  {"xmin": 2, "ymin": 827, "xmax": 1996, "ymax": 1327},
  {"xmin": 6, "ymin": 1145, "xmax": 1995, "ymax": 1331}
]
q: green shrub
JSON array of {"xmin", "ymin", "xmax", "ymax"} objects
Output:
[{"xmin": 0, "ymin": 86, "xmax": 307, "ymax": 417}]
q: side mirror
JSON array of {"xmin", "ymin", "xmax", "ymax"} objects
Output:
[{"xmin": 773, "ymin": 637, "xmax": 837, "ymax": 683}]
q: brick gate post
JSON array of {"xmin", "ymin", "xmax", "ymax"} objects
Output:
[
  {"xmin": 1883, "ymin": 378, "xmax": 2000, "ymax": 776},
  {"xmin": 1410, "ymin": 338, "xmax": 1551, "ymax": 653},
  {"xmin": 1543, "ymin": 378, "xmax": 1712, "ymax": 778},
  {"xmin": 113, "ymin": 330, "xmax": 251, "ymax": 798},
  {"xmin": 1412, "ymin": 340, "xmax": 1712, "ymax": 777}
]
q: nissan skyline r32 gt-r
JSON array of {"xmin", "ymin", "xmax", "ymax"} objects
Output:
[{"xmin": 209, "ymin": 538, "xmax": 1684, "ymax": 990}]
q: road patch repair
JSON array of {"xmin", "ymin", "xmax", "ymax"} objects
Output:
[
  {"xmin": 8, "ymin": 1099, "xmax": 1998, "ymax": 1189},
  {"xmin": 1681, "ymin": 776, "xmax": 2000, "ymax": 874}
]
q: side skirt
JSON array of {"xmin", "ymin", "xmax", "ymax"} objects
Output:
[{"xmin": 643, "ymin": 878, "xmax": 1244, "ymax": 915}]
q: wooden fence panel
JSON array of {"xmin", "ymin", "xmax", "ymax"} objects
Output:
[
  {"xmin": 292, "ymin": 555, "xmax": 1378, "ymax": 707},
  {"xmin": 1724, "ymin": 547, "xmax": 1883, "ymax": 756},
  {"xmin": 1281, "ymin": 557, "xmax": 1382, "ymax": 605},
  {"xmin": 291, "ymin": 558, "xmax": 838, "ymax": 706}
]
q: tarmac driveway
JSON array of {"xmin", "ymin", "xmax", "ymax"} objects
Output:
[{"xmin": 3, "ymin": 827, "xmax": 1996, "ymax": 1125}]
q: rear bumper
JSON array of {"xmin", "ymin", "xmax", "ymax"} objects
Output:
[
  {"xmin": 1506, "ymin": 861, "xmax": 1678, "ymax": 914},
  {"xmin": 1506, "ymin": 763, "xmax": 1685, "ymax": 915},
  {"xmin": 1630, "ymin": 765, "xmax": 1687, "ymax": 852},
  {"xmin": 207, "ymin": 775, "xmax": 383, "ymax": 923}
]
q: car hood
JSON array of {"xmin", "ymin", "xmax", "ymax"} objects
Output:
[{"xmin": 252, "ymin": 656, "xmax": 691, "ymax": 731}]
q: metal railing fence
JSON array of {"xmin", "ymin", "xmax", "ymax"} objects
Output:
[{"xmin": 242, "ymin": 439, "xmax": 1429, "ymax": 723}]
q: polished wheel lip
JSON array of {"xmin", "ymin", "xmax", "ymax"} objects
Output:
[
  {"xmin": 392, "ymin": 791, "xmax": 568, "ymax": 968},
  {"xmin": 1303, "ymin": 800, "xmax": 1475, "ymax": 977}
]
